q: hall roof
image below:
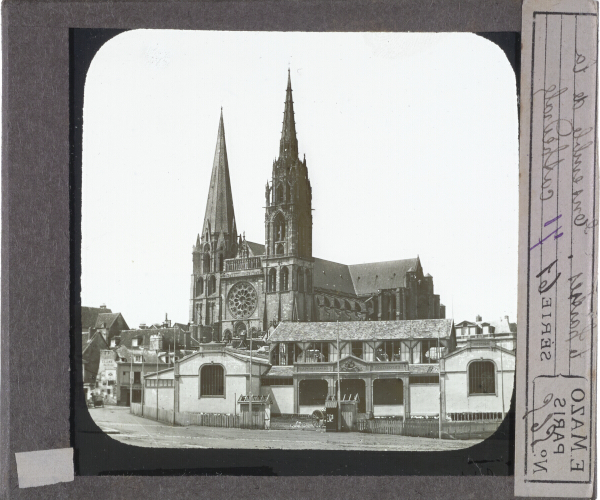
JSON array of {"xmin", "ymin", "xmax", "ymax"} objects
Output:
[
  {"xmin": 269, "ymin": 319, "xmax": 454, "ymax": 342},
  {"xmin": 348, "ymin": 258, "xmax": 420, "ymax": 295}
]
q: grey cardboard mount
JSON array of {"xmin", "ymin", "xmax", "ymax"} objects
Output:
[{"xmin": 1, "ymin": 1, "xmax": 532, "ymax": 499}]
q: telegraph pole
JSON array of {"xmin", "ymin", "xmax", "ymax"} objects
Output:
[
  {"xmin": 248, "ymin": 322, "xmax": 253, "ymax": 418},
  {"xmin": 337, "ymin": 321, "xmax": 341, "ymax": 432},
  {"xmin": 499, "ymin": 342, "xmax": 506, "ymax": 420},
  {"xmin": 438, "ymin": 324, "xmax": 442, "ymax": 440},
  {"xmin": 129, "ymin": 346, "xmax": 133, "ymax": 408}
]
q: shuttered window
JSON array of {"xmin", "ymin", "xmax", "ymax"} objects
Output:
[
  {"xmin": 468, "ymin": 361, "xmax": 496, "ymax": 395},
  {"xmin": 200, "ymin": 365, "xmax": 225, "ymax": 396}
]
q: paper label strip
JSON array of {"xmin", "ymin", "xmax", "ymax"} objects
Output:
[{"xmin": 516, "ymin": 0, "xmax": 598, "ymax": 497}]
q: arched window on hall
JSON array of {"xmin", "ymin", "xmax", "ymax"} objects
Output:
[
  {"xmin": 354, "ymin": 302, "xmax": 362, "ymax": 312},
  {"xmin": 276, "ymin": 243, "xmax": 285, "ymax": 255},
  {"xmin": 268, "ymin": 268, "xmax": 277, "ymax": 292},
  {"xmin": 208, "ymin": 275, "xmax": 216, "ymax": 295},
  {"xmin": 274, "ymin": 213, "xmax": 286, "ymax": 241},
  {"xmin": 324, "ymin": 297, "xmax": 331, "ymax": 307},
  {"xmin": 199, "ymin": 365, "xmax": 224, "ymax": 397},
  {"xmin": 344, "ymin": 300, "xmax": 351, "ymax": 311},
  {"xmin": 305, "ymin": 270, "xmax": 312, "ymax": 293},
  {"xmin": 217, "ymin": 253, "xmax": 224, "ymax": 272},
  {"xmin": 280, "ymin": 267, "xmax": 289, "ymax": 291},
  {"xmin": 202, "ymin": 253, "xmax": 210, "ymax": 274},
  {"xmin": 196, "ymin": 277, "xmax": 204, "ymax": 296},
  {"xmin": 276, "ymin": 184, "xmax": 284, "ymax": 204},
  {"xmin": 468, "ymin": 361, "xmax": 496, "ymax": 395},
  {"xmin": 298, "ymin": 267, "xmax": 304, "ymax": 292},
  {"xmin": 285, "ymin": 183, "xmax": 291, "ymax": 203},
  {"xmin": 334, "ymin": 299, "xmax": 341, "ymax": 309}
]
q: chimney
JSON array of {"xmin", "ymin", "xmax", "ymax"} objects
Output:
[
  {"xmin": 504, "ymin": 315, "xmax": 509, "ymax": 322},
  {"xmin": 139, "ymin": 323, "xmax": 147, "ymax": 329},
  {"xmin": 476, "ymin": 315, "xmax": 482, "ymax": 322},
  {"xmin": 150, "ymin": 333, "xmax": 163, "ymax": 352},
  {"xmin": 100, "ymin": 303, "xmax": 107, "ymax": 309}
]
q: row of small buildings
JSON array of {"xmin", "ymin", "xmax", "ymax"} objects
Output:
[{"xmin": 82, "ymin": 305, "xmax": 516, "ymax": 420}]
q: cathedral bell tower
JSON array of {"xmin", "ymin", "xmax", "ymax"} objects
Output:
[
  {"xmin": 190, "ymin": 110, "xmax": 238, "ymax": 334},
  {"xmin": 264, "ymin": 70, "xmax": 314, "ymax": 325}
]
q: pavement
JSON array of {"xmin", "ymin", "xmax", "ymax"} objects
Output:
[{"xmin": 89, "ymin": 406, "xmax": 483, "ymax": 451}]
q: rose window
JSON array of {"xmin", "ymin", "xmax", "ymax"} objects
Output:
[{"xmin": 228, "ymin": 282, "xmax": 258, "ymax": 319}]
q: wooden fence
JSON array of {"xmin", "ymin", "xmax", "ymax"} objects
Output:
[
  {"xmin": 357, "ymin": 418, "xmax": 502, "ymax": 440},
  {"xmin": 130, "ymin": 403, "xmax": 265, "ymax": 430},
  {"xmin": 356, "ymin": 418, "xmax": 404, "ymax": 435}
]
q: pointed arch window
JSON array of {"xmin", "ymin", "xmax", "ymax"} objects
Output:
[
  {"xmin": 274, "ymin": 214, "xmax": 286, "ymax": 241},
  {"xmin": 305, "ymin": 270, "xmax": 312, "ymax": 293},
  {"xmin": 268, "ymin": 268, "xmax": 277, "ymax": 292},
  {"xmin": 196, "ymin": 277, "xmax": 204, "ymax": 296},
  {"xmin": 217, "ymin": 253, "xmax": 224, "ymax": 272},
  {"xmin": 344, "ymin": 300, "xmax": 351, "ymax": 311},
  {"xmin": 276, "ymin": 243, "xmax": 285, "ymax": 255},
  {"xmin": 202, "ymin": 253, "xmax": 211, "ymax": 274},
  {"xmin": 298, "ymin": 267, "xmax": 304, "ymax": 292},
  {"xmin": 276, "ymin": 185, "xmax": 284, "ymax": 204},
  {"xmin": 334, "ymin": 299, "xmax": 341, "ymax": 309},
  {"xmin": 280, "ymin": 267, "xmax": 289, "ymax": 291},
  {"xmin": 208, "ymin": 275, "xmax": 216, "ymax": 295},
  {"xmin": 324, "ymin": 297, "xmax": 331, "ymax": 307}
]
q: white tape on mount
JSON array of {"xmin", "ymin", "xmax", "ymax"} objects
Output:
[{"xmin": 15, "ymin": 448, "xmax": 74, "ymax": 488}]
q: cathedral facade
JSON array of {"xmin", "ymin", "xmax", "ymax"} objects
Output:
[{"xmin": 189, "ymin": 71, "xmax": 445, "ymax": 342}]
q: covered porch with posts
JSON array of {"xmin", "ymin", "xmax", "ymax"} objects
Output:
[{"xmin": 293, "ymin": 357, "xmax": 411, "ymax": 418}]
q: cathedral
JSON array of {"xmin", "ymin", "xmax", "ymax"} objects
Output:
[{"xmin": 189, "ymin": 71, "xmax": 445, "ymax": 342}]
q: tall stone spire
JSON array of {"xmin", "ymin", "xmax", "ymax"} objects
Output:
[
  {"xmin": 279, "ymin": 69, "xmax": 299, "ymax": 159},
  {"xmin": 202, "ymin": 109, "xmax": 237, "ymax": 238}
]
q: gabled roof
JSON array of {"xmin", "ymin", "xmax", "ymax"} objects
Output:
[
  {"xmin": 246, "ymin": 240, "xmax": 265, "ymax": 256},
  {"xmin": 82, "ymin": 331, "xmax": 110, "ymax": 383},
  {"xmin": 269, "ymin": 319, "xmax": 454, "ymax": 342},
  {"xmin": 455, "ymin": 320, "xmax": 478, "ymax": 328},
  {"xmin": 117, "ymin": 328, "xmax": 191, "ymax": 350},
  {"xmin": 114, "ymin": 344, "xmax": 181, "ymax": 365},
  {"xmin": 94, "ymin": 312, "xmax": 127, "ymax": 330},
  {"xmin": 81, "ymin": 306, "xmax": 112, "ymax": 330},
  {"xmin": 444, "ymin": 342, "xmax": 516, "ymax": 360}
]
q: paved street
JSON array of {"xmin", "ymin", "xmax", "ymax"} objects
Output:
[{"xmin": 90, "ymin": 406, "xmax": 483, "ymax": 451}]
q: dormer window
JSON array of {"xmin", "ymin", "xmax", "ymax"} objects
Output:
[
  {"xmin": 132, "ymin": 338, "xmax": 139, "ymax": 347},
  {"xmin": 134, "ymin": 355, "xmax": 142, "ymax": 363},
  {"xmin": 110, "ymin": 339, "xmax": 117, "ymax": 347}
]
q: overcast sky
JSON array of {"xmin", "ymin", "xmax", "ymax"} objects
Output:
[{"xmin": 81, "ymin": 30, "xmax": 518, "ymax": 329}]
